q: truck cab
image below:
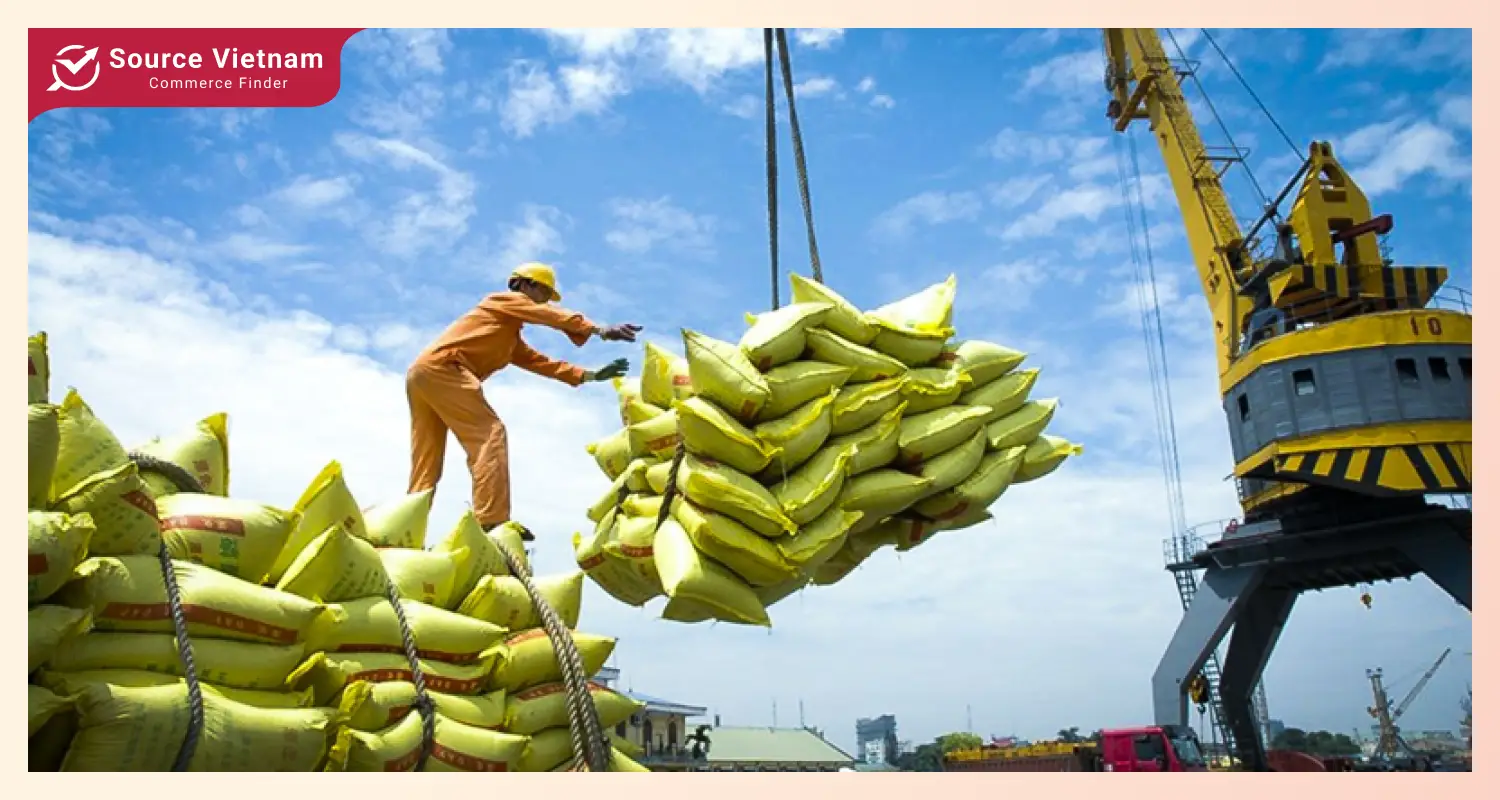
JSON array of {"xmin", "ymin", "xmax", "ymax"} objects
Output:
[{"xmin": 1099, "ymin": 726, "xmax": 1207, "ymax": 772}]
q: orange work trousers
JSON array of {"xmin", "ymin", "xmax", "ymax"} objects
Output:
[{"xmin": 406, "ymin": 358, "xmax": 510, "ymax": 528}]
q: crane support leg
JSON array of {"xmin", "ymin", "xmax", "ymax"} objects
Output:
[
  {"xmin": 1151, "ymin": 565, "xmax": 1267, "ymax": 729},
  {"xmin": 1400, "ymin": 532, "xmax": 1471, "ymax": 611},
  {"xmin": 1217, "ymin": 585, "xmax": 1297, "ymax": 771}
]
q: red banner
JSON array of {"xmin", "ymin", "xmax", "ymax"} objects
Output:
[{"xmin": 29, "ymin": 28, "xmax": 365, "ymax": 121}]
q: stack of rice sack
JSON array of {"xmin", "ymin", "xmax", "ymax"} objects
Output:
[
  {"xmin": 27, "ymin": 331, "xmax": 646, "ymax": 772},
  {"xmin": 575, "ymin": 275, "xmax": 1082, "ymax": 627},
  {"xmin": 28, "ymin": 331, "xmax": 337, "ymax": 771}
]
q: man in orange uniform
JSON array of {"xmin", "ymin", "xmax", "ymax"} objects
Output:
[{"xmin": 406, "ymin": 262, "xmax": 641, "ymax": 538}]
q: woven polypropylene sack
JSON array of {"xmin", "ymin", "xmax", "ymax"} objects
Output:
[
  {"xmin": 653, "ymin": 517, "xmax": 770, "ymax": 627},
  {"xmin": 672, "ymin": 498, "xmax": 798, "ymax": 587},
  {"xmin": 161, "ymin": 493, "xmax": 299, "ymax": 584},
  {"xmin": 275, "ymin": 524, "xmax": 390, "ymax": 603},
  {"xmin": 642, "ymin": 341, "xmax": 696, "ymax": 409},
  {"xmin": 306, "ymin": 595, "xmax": 508, "ymax": 665},
  {"xmin": 677, "ymin": 395, "xmax": 776, "ymax": 475},
  {"xmin": 361, "ymin": 489, "xmax": 433, "ymax": 549},
  {"xmin": 270, "ymin": 460, "xmax": 366, "ymax": 583},
  {"xmin": 760, "ymin": 361, "xmax": 854, "ymax": 421},
  {"xmin": 29, "ymin": 403, "xmax": 59, "ymax": 510},
  {"xmin": 739, "ymin": 302, "xmax": 833, "ymax": 371},
  {"xmin": 788, "ymin": 274, "xmax": 878, "ymax": 344},
  {"xmin": 134, "ymin": 413, "xmax": 231, "ymax": 498},
  {"xmin": 29, "ymin": 511, "xmax": 95, "ymax": 605},
  {"xmin": 47, "ymin": 631, "xmax": 308, "ymax": 690},
  {"xmin": 683, "ymin": 330, "xmax": 770, "ymax": 422}
]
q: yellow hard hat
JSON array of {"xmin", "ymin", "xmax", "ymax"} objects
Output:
[{"xmin": 510, "ymin": 262, "xmax": 561, "ymax": 302}]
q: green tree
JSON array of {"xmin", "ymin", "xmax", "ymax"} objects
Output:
[
  {"xmin": 936, "ymin": 732, "xmax": 983, "ymax": 753},
  {"xmin": 896, "ymin": 742, "xmax": 944, "ymax": 772},
  {"xmin": 1272, "ymin": 728, "xmax": 1360, "ymax": 756},
  {"xmin": 1087, "ymin": 730, "xmax": 1103, "ymax": 744},
  {"xmin": 1272, "ymin": 728, "xmax": 1309, "ymax": 752},
  {"xmin": 1057, "ymin": 727, "xmax": 1083, "ymax": 743}
]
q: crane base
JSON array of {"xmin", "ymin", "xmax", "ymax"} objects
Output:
[{"xmin": 1152, "ymin": 505, "xmax": 1470, "ymax": 771}]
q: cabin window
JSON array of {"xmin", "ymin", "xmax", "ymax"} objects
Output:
[
  {"xmin": 1237, "ymin": 394, "xmax": 1250, "ymax": 421},
  {"xmin": 1292, "ymin": 368, "xmax": 1317, "ymax": 397},
  {"xmin": 616, "ymin": 722, "xmax": 627, "ymax": 738},
  {"xmin": 1429, "ymin": 357, "xmax": 1452, "ymax": 383},
  {"xmin": 1395, "ymin": 358, "xmax": 1420, "ymax": 386},
  {"xmin": 1459, "ymin": 357, "xmax": 1471, "ymax": 381}
]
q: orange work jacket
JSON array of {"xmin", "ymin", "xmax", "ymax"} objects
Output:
[{"xmin": 415, "ymin": 291, "xmax": 598, "ymax": 386}]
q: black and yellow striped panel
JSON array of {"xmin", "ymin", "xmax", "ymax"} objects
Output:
[
  {"xmin": 1360, "ymin": 266, "xmax": 1448, "ymax": 310},
  {"xmin": 1271, "ymin": 265, "xmax": 1361, "ymax": 306},
  {"xmin": 1274, "ymin": 442, "xmax": 1472, "ymax": 495}
]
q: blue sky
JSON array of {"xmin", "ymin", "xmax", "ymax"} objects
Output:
[{"xmin": 28, "ymin": 28, "xmax": 1472, "ymax": 752}]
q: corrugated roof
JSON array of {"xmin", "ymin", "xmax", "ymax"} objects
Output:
[
  {"xmin": 706, "ymin": 727, "xmax": 856, "ymax": 764},
  {"xmin": 621, "ymin": 690, "xmax": 707, "ymax": 716}
]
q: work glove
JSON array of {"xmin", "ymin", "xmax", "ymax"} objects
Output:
[
  {"xmin": 598, "ymin": 323, "xmax": 642, "ymax": 343},
  {"xmin": 586, "ymin": 358, "xmax": 630, "ymax": 383}
]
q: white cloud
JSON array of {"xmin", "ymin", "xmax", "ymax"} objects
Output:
[
  {"xmin": 986, "ymin": 175, "xmax": 1051, "ymax": 210},
  {"xmin": 183, "ymin": 108, "xmax": 271, "ymax": 139},
  {"xmin": 853, "ymin": 75, "xmax": 894, "ymax": 109},
  {"xmin": 793, "ymin": 28, "xmax": 845, "ymax": 49},
  {"xmin": 497, "ymin": 204, "xmax": 570, "ymax": 275},
  {"xmin": 870, "ymin": 94, "xmax": 896, "ymax": 110},
  {"xmin": 856, "ymin": 76, "xmax": 876, "ymax": 94},
  {"xmin": 999, "ymin": 184, "xmax": 1120, "ymax": 240},
  {"xmin": 498, "ymin": 59, "xmax": 628, "ymax": 139},
  {"xmin": 272, "ymin": 175, "xmax": 358, "ymax": 211},
  {"xmin": 217, "ymin": 233, "xmax": 315, "ymax": 263},
  {"xmin": 1020, "ymin": 49, "xmax": 1105, "ymax": 98},
  {"xmin": 871, "ymin": 191, "xmax": 984, "ymax": 239},
  {"xmin": 1438, "ymin": 95, "xmax": 1471, "ymax": 130},
  {"xmin": 987, "ymin": 128, "xmax": 1115, "ymax": 181},
  {"xmin": 333, "ymin": 133, "xmax": 477, "ymax": 257},
  {"xmin": 604, "ymin": 197, "xmax": 716, "ymax": 259},
  {"xmin": 794, "ymin": 76, "xmax": 840, "ymax": 99},
  {"xmin": 352, "ymin": 28, "xmax": 453, "ymax": 77},
  {"xmin": 1339, "ymin": 119, "xmax": 1471, "ymax": 196},
  {"xmin": 1319, "ymin": 29, "xmax": 1471, "ymax": 73}
]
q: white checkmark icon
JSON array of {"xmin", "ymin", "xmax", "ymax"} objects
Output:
[{"xmin": 56, "ymin": 47, "xmax": 99, "ymax": 74}]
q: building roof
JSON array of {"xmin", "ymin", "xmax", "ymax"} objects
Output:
[
  {"xmin": 623, "ymin": 690, "xmax": 708, "ymax": 717},
  {"xmin": 852, "ymin": 761, "xmax": 901, "ymax": 772},
  {"xmin": 705, "ymin": 727, "xmax": 856, "ymax": 765}
]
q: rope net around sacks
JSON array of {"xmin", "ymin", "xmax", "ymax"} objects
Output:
[{"xmin": 123, "ymin": 453, "xmax": 608, "ymax": 772}]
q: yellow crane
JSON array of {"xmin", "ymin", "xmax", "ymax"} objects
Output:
[{"xmin": 1099, "ymin": 28, "xmax": 1472, "ymax": 772}]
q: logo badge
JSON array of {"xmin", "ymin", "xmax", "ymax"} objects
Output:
[{"xmin": 48, "ymin": 45, "xmax": 101, "ymax": 92}]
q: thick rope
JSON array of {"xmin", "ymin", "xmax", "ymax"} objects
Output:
[
  {"xmin": 128, "ymin": 451, "xmax": 205, "ymax": 772},
  {"xmin": 773, "ymin": 28, "xmax": 824, "ymax": 285},
  {"xmin": 384, "ymin": 581, "xmax": 437, "ymax": 770},
  {"xmin": 492, "ymin": 529, "xmax": 610, "ymax": 772},
  {"xmin": 652, "ymin": 441, "xmax": 689, "ymax": 536},
  {"xmin": 764, "ymin": 28, "xmax": 781, "ymax": 310}
]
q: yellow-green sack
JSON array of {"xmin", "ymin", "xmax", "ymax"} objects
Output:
[
  {"xmin": 830, "ymin": 377, "xmax": 906, "ymax": 435},
  {"xmin": 29, "ymin": 605, "xmax": 91, "ymax": 673},
  {"xmin": 898, "ymin": 404, "xmax": 992, "ymax": 466},
  {"xmin": 29, "ymin": 403, "xmax": 60, "ymax": 510},
  {"xmin": 865, "ymin": 274, "xmax": 958, "ymax": 334},
  {"xmin": 768, "ymin": 444, "xmax": 854, "ymax": 526},
  {"xmin": 587, "ymin": 428, "xmax": 634, "ymax": 480},
  {"xmin": 805, "ymin": 328, "xmax": 908, "ymax": 383},
  {"xmin": 739, "ymin": 301, "xmax": 833, "ymax": 371},
  {"xmin": 40, "ymin": 669, "xmax": 316, "ymax": 710},
  {"xmin": 48, "ymin": 631, "xmax": 306, "ymax": 690},
  {"xmin": 361, "ymin": 489, "xmax": 433, "ymax": 549},
  {"xmin": 327, "ymin": 710, "xmax": 528, "ymax": 772},
  {"xmin": 938, "ymin": 339, "xmax": 1027, "ymax": 388},
  {"xmin": 760, "ymin": 360, "xmax": 854, "ymax": 421},
  {"xmin": 30, "ymin": 510, "xmax": 96, "ymax": 605},
  {"xmin": 654, "ymin": 517, "xmax": 771, "ymax": 626},
  {"xmin": 457, "ymin": 571, "xmax": 584, "ymax": 632},
  {"xmin": 292, "ymin": 650, "xmax": 500, "ymax": 705},
  {"xmin": 914, "ymin": 429, "xmax": 988, "ymax": 495},
  {"xmin": 380, "ymin": 546, "xmax": 460, "ymax": 609},
  {"xmin": 29, "ymin": 685, "xmax": 73, "ymax": 738},
  {"xmin": 960, "ymin": 367, "xmax": 1039, "ymax": 422},
  {"xmin": 29, "ymin": 331, "xmax": 50, "ymax": 405},
  {"xmin": 627, "ymin": 408, "xmax": 681, "ymax": 461},
  {"xmin": 913, "ymin": 445, "xmax": 1027, "ymax": 520},
  {"xmin": 755, "ymin": 389, "xmax": 837, "ymax": 477},
  {"xmin": 672, "ymin": 498, "xmax": 798, "ymax": 587},
  {"xmin": 504, "ymin": 681, "xmax": 644, "ymax": 736},
  {"xmin": 491, "ymin": 628, "xmax": 617, "ymax": 693},
  {"xmin": 684, "ymin": 330, "xmax": 770, "ymax": 422},
  {"xmin": 161, "ymin": 493, "xmax": 298, "ymax": 584},
  {"xmin": 60, "ymin": 555, "xmax": 325, "ymax": 645},
  {"xmin": 337, "ymin": 680, "xmax": 508, "ymax": 732},
  {"xmin": 892, "ymin": 506, "xmax": 994, "ymax": 552},
  {"xmin": 839, "ymin": 469, "xmax": 934, "ymax": 521},
  {"xmin": 642, "ymin": 341, "xmax": 696, "ymax": 408},
  {"xmin": 433, "ymin": 511, "xmax": 516, "ymax": 608},
  {"xmin": 134, "ymin": 413, "xmax": 231, "ymax": 498},
  {"xmin": 777, "ymin": 507, "xmax": 863, "ymax": 572},
  {"xmin": 986, "ymin": 398, "xmax": 1060, "ymax": 451},
  {"xmin": 901, "ymin": 367, "xmax": 971, "ymax": 414},
  {"xmin": 51, "ymin": 389, "xmax": 129, "ymax": 500},
  {"xmin": 276, "ymin": 525, "xmax": 389, "ymax": 603},
  {"xmin": 789, "ymin": 274, "xmax": 878, "ymax": 344},
  {"xmin": 615, "ymin": 376, "xmax": 665, "ymax": 426},
  {"xmin": 307, "ymin": 596, "xmax": 508, "ymax": 665},
  {"xmin": 62, "ymin": 682, "xmax": 335, "ymax": 771},
  {"xmin": 827, "ymin": 404, "xmax": 904, "ymax": 475},
  {"xmin": 678, "ymin": 395, "xmax": 776, "ymax": 475},
  {"xmin": 52, "ymin": 462, "xmax": 160, "ymax": 556},
  {"xmin": 675, "ymin": 453, "xmax": 796, "ymax": 537},
  {"xmin": 270, "ymin": 460, "xmax": 367, "ymax": 584},
  {"xmin": 1016, "ymin": 434, "xmax": 1083, "ymax": 482}
]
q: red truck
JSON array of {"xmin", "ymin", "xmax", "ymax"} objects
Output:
[{"xmin": 942, "ymin": 725, "xmax": 1209, "ymax": 772}]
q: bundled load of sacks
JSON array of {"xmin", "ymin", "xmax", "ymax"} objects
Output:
[
  {"xmin": 27, "ymin": 332, "xmax": 649, "ymax": 772},
  {"xmin": 578, "ymin": 274, "xmax": 1082, "ymax": 627}
]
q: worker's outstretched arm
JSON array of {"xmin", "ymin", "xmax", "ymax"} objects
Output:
[
  {"xmin": 509, "ymin": 338, "xmax": 590, "ymax": 386},
  {"xmin": 482, "ymin": 292, "xmax": 642, "ymax": 347}
]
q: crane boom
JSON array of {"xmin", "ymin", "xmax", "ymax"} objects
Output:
[
  {"xmin": 1394, "ymin": 647, "xmax": 1451, "ymax": 721},
  {"xmin": 1103, "ymin": 29, "xmax": 1250, "ymax": 379}
]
